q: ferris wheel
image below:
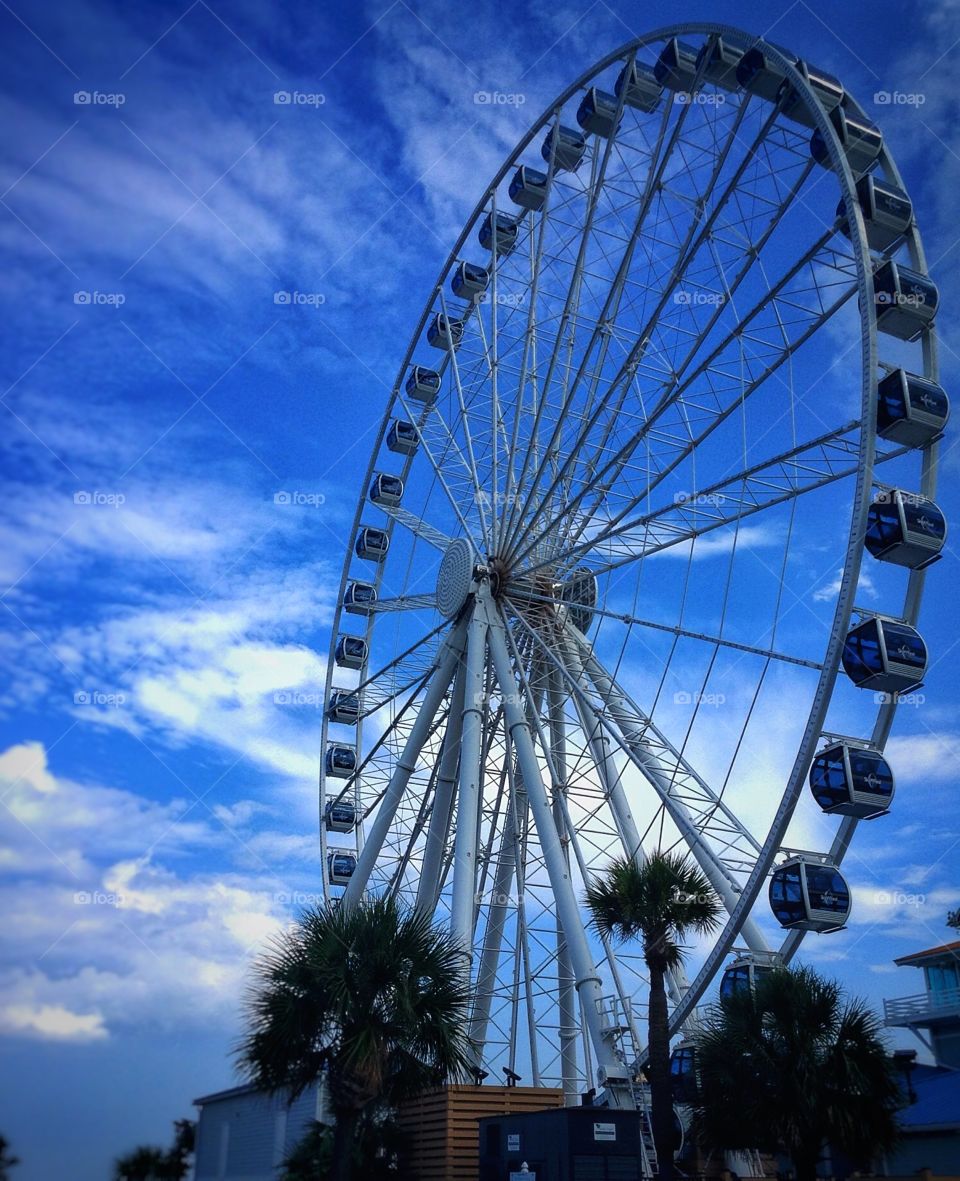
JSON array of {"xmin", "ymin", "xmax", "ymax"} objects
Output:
[{"xmin": 318, "ymin": 22, "xmax": 947, "ymax": 1112}]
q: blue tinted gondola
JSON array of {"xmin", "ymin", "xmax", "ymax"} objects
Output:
[
  {"xmin": 873, "ymin": 261, "xmax": 938, "ymax": 341},
  {"xmin": 780, "ymin": 61, "xmax": 844, "ymax": 127},
  {"xmin": 654, "ymin": 38, "xmax": 700, "ymax": 93},
  {"xmin": 736, "ymin": 46, "xmax": 790, "ymax": 101},
  {"xmin": 324, "ymin": 799, "xmax": 356, "ymax": 833},
  {"xmin": 560, "ymin": 567, "xmax": 597, "ymax": 634},
  {"xmin": 541, "ymin": 125, "xmax": 586, "ymax": 172},
  {"xmin": 720, "ymin": 952, "xmax": 778, "ymax": 999},
  {"xmin": 343, "ymin": 582, "xmax": 377, "ymax": 615},
  {"xmin": 615, "ymin": 59, "xmax": 663, "ymax": 112},
  {"xmin": 324, "ymin": 743, "xmax": 357, "ymax": 778},
  {"xmin": 387, "ymin": 419, "xmax": 419, "ymax": 455},
  {"xmin": 405, "ymin": 366, "xmax": 441, "ymax": 404},
  {"xmin": 327, "ymin": 689, "xmax": 361, "ymax": 724},
  {"xmin": 811, "ymin": 106, "xmax": 882, "ymax": 176},
  {"xmin": 509, "ymin": 165, "xmax": 548, "ymax": 212},
  {"xmin": 670, "ymin": 1042, "xmax": 697, "ymax": 1104},
  {"xmin": 369, "ymin": 473, "xmax": 404, "ymax": 507},
  {"xmin": 327, "ymin": 851, "xmax": 357, "ymax": 885},
  {"xmin": 841, "ymin": 617, "xmax": 927, "ymax": 693},
  {"xmin": 427, "ymin": 313, "xmax": 464, "ymax": 350},
  {"xmin": 866, "ymin": 490, "xmax": 946, "ymax": 569},
  {"xmin": 479, "ymin": 211, "xmax": 520, "ymax": 255},
  {"xmin": 810, "ymin": 742, "xmax": 894, "ymax": 818},
  {"xmin": 876, "ymin": 369, "xmax": 949, "ymax": 448},
  {"xmin": 837, "ymin": 176, "xmax": 913, "ymax": 253},
  {"xmin": 577, "ymin": 88, "xmax": 621, "ymax": 137},
  {"xmin": 769, "ymin": 857, "xmax": 851, "ymax": 932},
  {"xmin": 356, "ymin": 526, "xmax": 389, "ymax": 562},
  {"xmin": 334, "ymin": 633, "xmax": 367, "ymax": 669},
  {"xmin": 696, "ymin": 38, "xmax": 744, "ymax": 91},
  {"xmin": 451, "ymin": 260, "xmax": 489, "ymax": 300}
]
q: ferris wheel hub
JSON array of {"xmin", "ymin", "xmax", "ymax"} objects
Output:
[{"xmin": 437, "ymin": 537, "xmax": 476, "ymax": 617}]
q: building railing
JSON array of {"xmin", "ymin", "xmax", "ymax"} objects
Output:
[{"xmin": 883, "ymin": 985, "xmax": 960, "ymax": 1024}]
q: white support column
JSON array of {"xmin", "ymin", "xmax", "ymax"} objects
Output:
[
  {"xmin": 415, "ymin": 662, "xmax": 466, "ymax": 915},
  {"xmin": 482, "ymin": 591, "xmax": 634, "ymax": 1107},
  {"xmin": 547, "ymin": 664, "xmax": 582, "ymax": 1106},
  {"xmin": 343, "ymin": 617, "xmax": 469, "ymax": 911},
  {"xmin": 450, "ymin": 602, "xmax": 488, "ymax": 971}
]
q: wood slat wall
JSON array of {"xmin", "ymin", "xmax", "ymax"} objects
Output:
[{"xmin": 397, "ymin": 1084, "xmax": 564, "ymax": 1181}]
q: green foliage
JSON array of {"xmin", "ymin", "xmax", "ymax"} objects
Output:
[
  {"xmin": 112, "ymin": 1119, "xmax": 195, "ymax": 1180},
  {"xmin": 947, "ymin": 907, "xmax": 960, "ymax": 930},
  {"xmin": 690, "ymin": 966, "xmax": 901, "ymax": 1181},
  {"xmin": 0, "ymin": 1136, "xmax": 19, "ymax": 1181},
  {"xmin": 280, "ymin": 1115, "xmax": 409, "ymax": 1180}
]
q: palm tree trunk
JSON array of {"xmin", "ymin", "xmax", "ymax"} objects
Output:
[
  {"xmin": 647, "ymin": 957, "xmax": 674, "ymax": 1181},
  {"xmin": 330, "ymin": 1108, "xmax": 360, "ymax": 1181}
]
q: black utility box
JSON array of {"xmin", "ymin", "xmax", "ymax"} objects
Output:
[{"xmin": 478, "ymin": 1106, "xmax": 645, "ymax": 1181}]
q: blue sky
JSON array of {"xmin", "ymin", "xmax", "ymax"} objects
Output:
[{"xmin": 1, "ymin": 1, "xmax": 959, "ymax": 1177}]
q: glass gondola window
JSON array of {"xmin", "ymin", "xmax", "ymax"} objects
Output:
[
  {"xmin": 654, "ymin": 38, "xmax": 700, "ymax": 93},
  {"xmin": 509, "ymin": 165, "xmax": 548, "ymax": 212},
  {"xmin": 405, "ymin": 366, "xmax": 441, "ymax": 403},
  {"xmin": 324, "ymin": 800, "xmax": 356, "ymax": 833},
  {"xmin": 356, "ymin": 526, "xmax": 389, "ymax": 562},
  {"xmin": 343, "ymin": 582, "xmax": 377, "ymax": 615},
  {"xmin": 736, "ymin": 46, "xmax": 789, "ymax": 101},
  {"xmin": 696, "ymin": 37, "xmax": 744, "ymax": 90},
  {"xmin": 369, "ymin": 473, "xmax": 404, "ymax": 506},
  {"xmin": 809, "ymin": 744, "xmax": 894, "ymax": 817},
  {"xmin": 576, "ymin": 88, "xmax": 621, "ymax": 138},
  {"xmin": 479, "ymin": 211, "xmax": 520, "ymax": 255},
  {"xmin": 670, "ymin": 1044, "xmax": 697, "ymax": 1102},
  {"xmin": 866, "ymin": 491, "xmax": 946, "ymax": 569},
  {"xmin": 614, "ymin": 58, "xmax": 663, "ymax": 111},
  {"xmin": 540, "ymin": 125, "xmax": 586, "ymax": 172},
  {"xmin": 876, "ymin": 370, "xmax": 950, "ymax": 446},
  {"xmin": 842, "ymin": 618, "xmax": 927, "ymax": 692},
  {"xmin": 335, "ymin": 634, "xmax": 367, "ymax": 669},
  {"xmin": 427, "ymin": 313, "xmax": 464, "ymax": 350},
  {"xmin": 387, "ymin": 419, "xmax": 419, "ymax": 455}
]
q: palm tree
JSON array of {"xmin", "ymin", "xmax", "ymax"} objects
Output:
[
  {"xmin": 113, "ymin": 1146, "xmax": 168, "ymax": 1181},
  {"xmin": 585, "ymin": 852, "xmax": 722, "ymax": 1181},
  {"xmin": 0, "ymin": 1137, "xmax": 19, "ymax": 1180},
  {"xmin": 690, "ymin": 965, "xmax": 901, "ymax": 1180},
  {"xmin": 238, "ymin": 895, "xmax": 474, "ymax": 1181}
]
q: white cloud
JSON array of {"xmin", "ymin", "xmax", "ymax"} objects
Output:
[{"xmin": 885, "ymin": 731, "xmax": 960, "ymax": 782}]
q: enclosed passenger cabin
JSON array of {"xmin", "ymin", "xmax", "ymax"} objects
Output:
[
  {"xmin": 769, "ymin": 857, "xmax": 851, "ymax": 932},
  {"xmin": 509, "ymin": 165, "xmax": 548, "ymax": 212},
  {"xmin": 810, "ymin": 742, "xmax": 894, "ymax": 819},
  {"xmin": 327, "ymin": 689, "xmax": 361, "ymax": 724},
  {"xmin": 324, "ymin": 799, "xmax": 356, "ymax": 833},
  {"xmin": 837, "ymin": 176, "xmax": 913, "ymax": 253},
  {"xmin": 866, "ymin": 490, "xmax": 946, "ymax": 569},
  {"xmin": 696, "ymin": 37, "xmax": 745, "ymax": 91},
  {"xmin": 841, "ymin": 617, "xmax": 927, "ymax": 693},
  {"xmin": 876, "ymin": 369, "xmax": 949, "ymax": 448},
  {"xmin": 654, "ymin": 38, "xmax": 700, "ymax": 94},
  {"xmin": 405, "ymin": 366, "xmax": 441, "ymax": 404},
  {"xmin": 355, "ymin": 525, "xmax": 389, "ymax": 562},
  {"xmin": 811, "ymin": 106, "xmax": 882, "ymax": 177},
  {"xmin": 541, "ymin": 125, "xmax": 586, "ymax": 172},
  {"xmin": 327, "ymin": 851, "xmax": 357, "ymax": 885},
  {"xmin": 387, "ymin": 419, "xmax": 419, "ymax": 455},
  {"xmin": 334, "ymin": 633, "xmax": 367, "ymax": 670},
  {"xmin": 873, "ymin": 261, "xmax": 938, "ymax": 341},
  {"xmin": 576, "ymin": 88, "xmax": 621, "ymax": 138},
  {"xmin": 780, "ymin": 61, "xmax": 844, "ymax": 127},
  {"xmin": 324, "ymin": 743, "xmax": 357, "ymax": 779},
  {"xmin": 343, "ymin": 581, "xmax": 377, "ymax": 616},
  {"xmin": 669, "ymin": 1042, "xmax": 697, "ymax": 1104},
  {"xmin": 427, "ymin": 313, "xmax": 464, "ymax": 350},
  {"xmin": 451, "ymin": 260, "xmax": 489, "ymax": 300},
  {"xmin": 479, "ymin": 211, "xmax": 520, "ymax": 255},
  {"xmin": 615, "ymin": 58, "xmax": 663, "ymax": 112},
  {"xmin": 720, "ymin": 952, "xmax": 777, "ymax": 1000},
  {"xmin": 736, "ymin": 46, "xmax": 790, "ymax": 102},
  {"xmin": 369, "ymin": 472, "xmax": 403, "ymax": 507},
  {"xmin": 560, "ymin": 567, "xmax": 598, "ymax": 634}
]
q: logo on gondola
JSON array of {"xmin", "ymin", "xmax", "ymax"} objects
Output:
[
  {"xmin": 895, "ymin": 643, "xmax": 916, "ymax": 659},
  {"xmin": 820, "ymin": 890, "xmax": 838, "ymax": 907},
  {"xmin": 864, "ymin": 773, "xmax": 881, "ymax": 790},
  {"xmin": 919, "ymin": 393, "xmax": 938, "ymax": 410},
  {"xmin": 917, "ymin": 515, "xmax": 936, "ymax": 533}
]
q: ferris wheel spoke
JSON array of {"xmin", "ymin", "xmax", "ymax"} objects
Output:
[
  {"xmin": 377, "ymin": 503, "xmax": 452, "ymax": 551},
  {"xmin": 415, "ymin": 663, "xmax": 466, "ymax": 914},
  {"xmin": 368, "ymin": 593, "xmax": 437, "ymax": 614}
]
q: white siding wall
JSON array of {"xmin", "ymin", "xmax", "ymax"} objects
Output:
[{"xmin": 194, "ymin": 1084, "xmax": 322, "ymax": 1181}]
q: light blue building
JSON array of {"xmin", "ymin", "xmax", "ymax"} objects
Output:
[{"xmin": 193, "ymin": 1080, "xmax": 329, "ymax": 1181}]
